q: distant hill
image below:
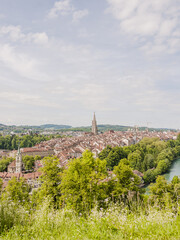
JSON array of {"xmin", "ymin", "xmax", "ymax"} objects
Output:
[
  {"xmin": 98, "ymin": 124, "xmax": 130, "ymax": 132},
  {"xmin": 63, "ymin": 124, "xmax": 131, "ymax": 132},
  {"xmin": 0, "ymin": 123, "xmax": 72, "ymax": 132},
  {"xmin": 39, "ymin": 124, "xmax": 72, "ymax": 130},
  {"xmin": 0, "ymin": 123, "xmax": 176, "ymax": 133}
]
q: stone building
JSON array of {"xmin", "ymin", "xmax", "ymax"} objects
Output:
[{"xmin": 9, "ymin": 147, "xmax": 54, "ymax": 158}]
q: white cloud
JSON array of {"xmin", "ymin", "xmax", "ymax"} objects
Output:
[
  {"xmin": 48, "ymin": 0, "xmax": 73, "ymax": 18},
  {"xmin": 30, "ymin": 32, "xmax": 49, "ymax": 45},
  {"xmin": 48, "ymin": 0, "xmax": 88, "ymax": 22},
  {"xmin": 0, "ymin": 25, "xmax": 25, "ymax": 41},
  {"xmin": 72, "ymin": 9, "xmax": 89, "ymax": 22},
  {"xmin": 67, "ymin": 83, "xmax": 109, "ymax": 111},
  {"xmin": 0, "ymin": 91, "xmax": 59, "ymax": 108},
  {"xmin": 0, "ymin": 44, "xmax": 37, "ymax": 76},
  {"xmin": 0, "ymin": 43, "xmax": 49, "ymax": 81},
  {"xmin": 0, "ymin": 25, "xmax": 49, "ymax": 45},
  {"xmin": 106, "ymin": 0, "xmax": 180, "ymax": 54}
]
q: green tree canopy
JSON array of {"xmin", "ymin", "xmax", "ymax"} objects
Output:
[
  {"xmin": 112, "ymin": 162, "xmax": 141, "ymax": 201},
  {"xmin": 1, "ymin": 177, "xmax": 30, "ymax": 205},
  {"xmin": 37, "ymin": 156, "xmax": 62, "ymax": 206},
  {"xmin": 60, "ymin": 150, "xmax": 108, "ymax": 213},
  {"xmin": 22, "ymin": 156, "xmax": 35, "ymax": 170}
]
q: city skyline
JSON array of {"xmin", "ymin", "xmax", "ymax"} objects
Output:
[{"xmin": 0, "ymin": 0, "xmax": 179, "ymax": 129}]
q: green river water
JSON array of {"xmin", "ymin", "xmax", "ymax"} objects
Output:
[
  {"xmin": 164, "ymin": 158, "xmax": 180, "ymax": 181},
  {"xmin": 145, "ymin": 158, "xmax": 180, "ymax": 193}
]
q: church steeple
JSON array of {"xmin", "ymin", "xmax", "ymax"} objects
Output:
[
  {"xmin": 92, "ymin": 112, "xmax": 98, "ymax": 135},
  {"xmin": 16, "ymin": 144, "xmax": 22, "ymax": 173}
]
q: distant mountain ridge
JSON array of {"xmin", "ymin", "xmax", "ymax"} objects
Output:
[
  {"xmin": 39, "ymin": 124, "xmax": 72, "ymax": 129},
  {"xmin": 0, "ymin": 123, "xmax": 176, "ymax": 132},
  {"xmin": 0, "ymin": 123, "xmax": 72, "ymax": 131}
]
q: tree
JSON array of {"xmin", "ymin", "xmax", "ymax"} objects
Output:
[
  {"xmin": 128, "ymin": 151, "xmax": 142, "ymax": 171},
  {"xmin": 34, "ymin": 155, "xmax": 41, "ymax": 160},
  {"xmin": 60, "ymin": 150, "xmax": 108, "ymax": 213},
  {"xmin": 156, "ymin": 148, "xmax": 173, "ymax": 165},
  {"xmin": 149, "ymin": 176, "xmax": 180, "ymax": 209},
  {"xmin": 23, "ymin": 155, "xmax": 35, "ymax": 170},
  {"xmin": 112, "ymin": 162, "xmax": 141, "ymax": 201},
  {"xmin": 105, "ymin": 147, "xmax": 127, "ymax": 170},
  {"xmin": 143, "ymin": 154, "xmax": 154, "ymax": 171},
  {"xmin": 0, "ymin": 157, "xmax": 14, "ymax": 172},
  {"xmin": 143, "ymin": 169, "xmax": 156, "ymax": 183},
  {"xmin": 177, "ymin": 133, "xmax": 180, "ymax": 143},
  {"xmin": 1, "ymin": 177, "xmax": 30, "ymax": 205},
  {"xmin": 149, "ymin": 176, "xmax": 168, "ymax": 197},
  {"xmin": 37, "ymin": 156, "xmax": 62, "ymax": 206},
  {"xmin": 156, "ymin": 159, "xmax": 170, "ymax": 174},
  {"xmin": 98, "ymin": 145, "xmax": 112, "ymax": 160},
  {"xmin": 170, "ymin": 176, "xmax": 180, "ymax": 204}
]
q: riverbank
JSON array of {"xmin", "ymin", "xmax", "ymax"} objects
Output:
[
  {"xmin": 144, "ymin": 157, "xmax": 180, "ymax": 194},
  {"xmin": 164, "ymin": 157, "xmax": 180, "ymax": 181}
]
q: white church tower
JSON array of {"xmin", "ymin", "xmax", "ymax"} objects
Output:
[{"xmin": 16, "ymin": 145, "xmax": 22, "ymax": 173}]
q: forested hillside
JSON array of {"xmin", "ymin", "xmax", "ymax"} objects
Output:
[{"xmin": 99, "ymin": 136, "xmax": 180, "ymax": 183}]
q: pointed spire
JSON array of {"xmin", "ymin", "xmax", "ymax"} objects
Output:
[
  {"xmin": 17, "ymin": 142, "xmax": 20, "ymax": 154},
  {"xmin": 93, "ymin": 112, "xmax": 96, "ymax": 121},
  {"xmin": 92, "ymin": 112, "xmax": 98, "ymax": 135}
]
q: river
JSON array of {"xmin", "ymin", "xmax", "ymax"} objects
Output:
[
  {"xmin": 145, "ymin": 158, "xmax": 180, "ymax": 194},
  {"xmin": 164, "ymin": 158, "xmax": 180, "ymax": 181}
]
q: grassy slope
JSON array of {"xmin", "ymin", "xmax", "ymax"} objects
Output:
[{"xmin": 0, "ymin": 204, "xmax": 180, "ymax": 240}]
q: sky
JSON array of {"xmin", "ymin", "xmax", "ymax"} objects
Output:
[{"xmin": 0, "ymin": 0, "xmax": 180, "ymax": 128}]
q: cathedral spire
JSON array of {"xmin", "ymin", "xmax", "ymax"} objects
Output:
[{"xmin": 92, "ymin": 112, "xmax": 98, "ymax": 135}]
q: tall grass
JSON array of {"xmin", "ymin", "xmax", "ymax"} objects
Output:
[
  {"xmin": 0, "ymin": 200, "xmax": 28, "ymax": 234},
  {"xmin": 0, "ymin": 200, "xmax": 180, "ymax": 240}
]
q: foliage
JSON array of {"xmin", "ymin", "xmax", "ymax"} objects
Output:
[
  {"xmin": 0, "ymin": 157, "xmax": 14, "ymax": 172},
  {"xmin": 0, "ymin": 147, "xmax": 179, "ymax": 238},
  {"xmin": 60, "ymin": 150, "xmax": 108, "ymax": 213},
  {"xmin": 22, "ymin": 155, "xmax": 35, "ymax": 171},
  {"xmin": 0, "ymin": 200, "xmax": 28, "ymax": 234},
  {"xmin": 143, "ymin": 169, "xmax": 156, "ymax": 183},
  {"xmin": 99, "ymin": 136, "xmax": 180, "ymax": 183},
  {"xmin": 149, "ymin": 175, "xmax": 180, "ymax": 209},
  {"xmin": 1, "ymin": 202, "xmax": 180, "ymax": 239},
  {"xmin": 37, "ymin": 156, "xmax": 62, "ymax": 206},
  {"xmin": 0, "ymin": 134, "xmax": 62, "ymax": 150},
  {"xmin": 112, "ymin": 162, "xmax": 141, "ymax": 202},
  {"xmin": 1, "ymin": 177, "xmax": 31, "ymax": 205},
  {"xmin": 128, "ymin": 150, "xmax": 142, "ymax": 171}
]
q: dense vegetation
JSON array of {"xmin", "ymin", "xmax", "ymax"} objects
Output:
[
  {"xmin": 99, "ymin": 135, "xmax": 180, "ymax": 183},
  {"xmin": 0, "ymin": 123, "xmax": 71, "ymax": 132},
  {"xmin": 0, "ymin": 150, "xmax": 179, "ymax": 239},
  {"xmin": 0, "ymin": 136, "xmax": 180, "ymax": 238},
  {"xmin": 0, "ymin": 157, "xmax": 14, "ymax": 172},
  {"xmin": 0, "ymin": 134, "xmax": 63, "ymax": 150},
  {"xmin": 0, "ymin": 155, "xmax": 41, "ymax": 172}
]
